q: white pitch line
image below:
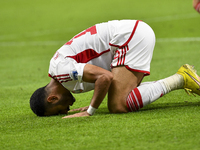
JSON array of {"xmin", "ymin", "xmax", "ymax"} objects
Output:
[
  {"xmin": 0, "ymin": 30, "xmax": 58, "ymax": 41},
  {"xmin": 0, "ymin": 37, "xmax": 199, "ymax": 47},
  {"xmin": 0, "ymin": 27, "xmax": 76, "ymax": 41},
  {"xmin": 0, "ymin": 41, "xmax": 66, "ymax": 47},
  {"xmin": 157, "ymin": 37, "xmax": 200, "ymax": 42},
  {"xmin": 144, "ymin": 13, "xmax": 199, "ymax": 23},
  {"xmin": 0, "ymin": 13, "xmax": 198, "ymax": 41}
]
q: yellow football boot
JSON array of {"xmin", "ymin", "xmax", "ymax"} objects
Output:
[{"xmin": 177, "ymin": 64, "xmax": 200, "ymax": 96}]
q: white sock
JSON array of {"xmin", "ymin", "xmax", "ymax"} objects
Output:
[
  {"xmin": 126, "ymin": 74, "xmax": 184, "ymax": 111},
  {"xmin": 126, "ymin": 81, "xmax": 167, "ymax": 111},
  {"xmin": 159, "ymin": 73, "xmax": 184, "ymax": 93}
]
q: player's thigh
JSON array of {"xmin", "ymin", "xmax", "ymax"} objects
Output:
[{"xmin": 107, "ymin": 66, "xmax": 144, "ymax": 113}]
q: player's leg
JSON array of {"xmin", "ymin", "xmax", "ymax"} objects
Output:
[
  {"xmin": 107, "ymin": 66, "xmax": 144, "ymax": 113},
  {"xmin": 107, "ymin": 68, "xmax": 181, "ymax": 113},
  {"xmin": 108, "ymin": 20, "xmax": 156, "ymax": 113},
  {"xmin": 126, "ymin": 64, "xmax": 200, "ymax": 112},
  {"xmin": 126, "ymin": 74, "xmax": 182, "ymax": 111},
  {"xmin": 107, "ymin": 68, "xmax": 182, "ymax": 113},
  {"xmin": 108, "ymin": 20, "xmax": 200, "ymax": 113}
]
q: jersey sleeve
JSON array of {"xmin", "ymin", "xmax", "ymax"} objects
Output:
[{"xmin": 48, "ymin": 55, "xmax": 86, "ymax": 83}]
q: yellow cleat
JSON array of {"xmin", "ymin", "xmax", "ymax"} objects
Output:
[{"xmin": 177, "ymin": 64, "xmax": 200, "ymax": 96}]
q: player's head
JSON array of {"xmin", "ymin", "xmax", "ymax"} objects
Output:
[
  {"xmin": 30, "ymin": 86, "xmax": 47, "ymax": 116},
  {"xmin": 30, "ymin": 83, "xmax": 75, "ymax": 116}
]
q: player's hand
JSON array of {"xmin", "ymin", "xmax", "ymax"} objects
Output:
[
  {"xmin": 69, "ymin": 106, "xmax": 89, "ymax": 112},
  {"xmin": 62, "ymin": 111, "xmax": 90, "ymax": 119}
]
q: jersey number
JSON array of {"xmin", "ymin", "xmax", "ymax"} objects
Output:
[{"xmin": 65, "ymin": 25, "xmax": 97, "ymax": 45}]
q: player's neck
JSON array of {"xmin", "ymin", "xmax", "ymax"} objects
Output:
[{"xmin": 47, "ymin": 79, "xmax": 65, "ymax": 93}]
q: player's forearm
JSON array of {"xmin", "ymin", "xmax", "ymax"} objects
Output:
[
  {"xmin": 82, "ymin": 64, "xmax": 113, "ymax": 115},
  {"xmin": 90, "ymin": 74, "xmax": 113, "ymax": 109}
]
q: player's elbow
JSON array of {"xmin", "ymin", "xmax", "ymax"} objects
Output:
[
  {"xmin": 103, "ymin": 72, "xmax": 113, "ymax": 85},
  {"xmin": 106, "ymin": 72, "xmax": 113, "ymax": 82},
  {"xmin": 98, "ymin": 73, "xmax": 113, "ymax": 89}
]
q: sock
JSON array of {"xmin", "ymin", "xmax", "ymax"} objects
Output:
[
  {"xmin": 126, "ymin": 81, "xmax": 165, "ymax": 111},
  {"xmin": 126, "ymin": 74, "xmax": 184, "ymax": 112},
  {"xmin": 159, "ymin": 73, "xmax": 184, "ymax": 93}
]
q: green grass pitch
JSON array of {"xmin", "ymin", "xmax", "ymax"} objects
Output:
[{"xmin": 0, "ymin": 0, "xmax": 200, "ymax": 149}]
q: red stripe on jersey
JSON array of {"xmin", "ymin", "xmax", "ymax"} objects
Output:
[
  {"xmin": 109, "ymin": 20, "xmax": 141, "ymax": 48},
  {"xmin": 48, "ymin": 73, "xmax": 72, "ymax": 83},
  {"xmin": 120, "ymin": 20, "xmax": 141, "ymax": 48},
  {"xmin": 59, "ymin": 79, "xmax": 73, "ymax": 83},
  {"xmin": 49, "ymin": 73, "xmax": 70, "ymax": 78},
  {"xmin": 57, "ymin": 77, "xmax": 72, "ymax": 81},
  {"xmin": 67, "ymin": 49, "xmax": 110, "ymax": 63},
  {"xmin": 65, "ymin": 25, "xmax": 97, "ymax": 45}
]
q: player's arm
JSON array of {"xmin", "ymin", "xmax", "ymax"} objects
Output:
[
  {"xmin": 193, "ymin": 0, "xmax": 200, "ymax": 13},
  {"xmin": 82, "ymin": 64, "xmax": 113, "ymax": 109},
  {"xmin": 62, "ymin": 64, "xmax": 113, "ymax": 118}
]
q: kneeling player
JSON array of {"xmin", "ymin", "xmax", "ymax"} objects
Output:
[{"xmin": 30, "ymin": 20, "xmax": 200, "ymax": 118}]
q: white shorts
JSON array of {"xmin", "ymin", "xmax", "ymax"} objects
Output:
[{"xmin": 110, "ymin": 20, "xmax": 156, "ymax": 75}]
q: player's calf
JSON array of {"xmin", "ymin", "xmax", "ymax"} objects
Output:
[
  {"xmin": 126, "ymin": 81, "xmax": 167, "ymax": 112},
  {"xmin": 126, "ymin": 88, "xmax": 143, "ymax": 112}
]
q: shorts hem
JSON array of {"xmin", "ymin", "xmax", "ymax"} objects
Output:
[{"xmin": 125, "ymin": 65, "xmax": 150, "ymax": 76}]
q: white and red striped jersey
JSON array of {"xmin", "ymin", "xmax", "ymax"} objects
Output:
[{"xmin": 48, "ymin": 20, "xmax": 155, "ymax": 93}]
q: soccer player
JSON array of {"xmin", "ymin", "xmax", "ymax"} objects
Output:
[
  {"xmin": 193, "ymin": 0, "xmax": 200, "ymax": 13},
  {"xmin": 30, "ymin": 20, "xmax": 200, "ymax": 118}
]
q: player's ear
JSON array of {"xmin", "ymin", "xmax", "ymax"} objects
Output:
[{"xmin": 47, "ymin": 95, "xmax": 59, "ymax": 103}]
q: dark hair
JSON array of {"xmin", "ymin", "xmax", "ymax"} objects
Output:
[{"xmin": 30, "ymin": 86, "xmax": 47, "ymax": 116}]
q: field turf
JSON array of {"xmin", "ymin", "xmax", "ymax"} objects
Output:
[{"xmin": 0, "ymin": 0, "xmax": 200, "ymax": 149}]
